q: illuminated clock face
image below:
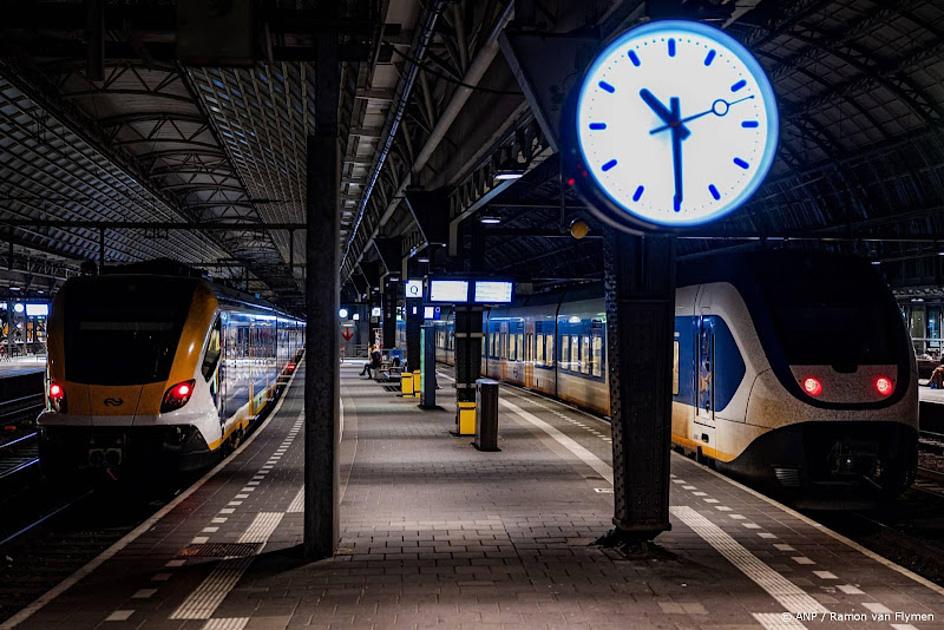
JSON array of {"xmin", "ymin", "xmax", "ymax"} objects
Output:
[{"xmin": 575, "ymin": 20, "xmax": 779, "ymax": 227}]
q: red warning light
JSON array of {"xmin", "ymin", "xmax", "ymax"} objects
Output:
[
  {"xmin": 801, "ymin": 376, "xmax": 823, "ymax": 397},
  {"xmin": 874, "ymin": 376, "xmax": 894, "ymax": 397},
  {"xmin": 49, "ymin": 382, "xmax": 63, "ymax": 400}
]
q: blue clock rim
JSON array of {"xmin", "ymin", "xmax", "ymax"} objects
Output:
[{"xmin": 575, "ymin": 19, "xmax": 780, "ymax": 228}]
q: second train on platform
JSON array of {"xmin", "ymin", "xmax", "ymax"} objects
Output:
[
  {"xmin": 433, "ymin": 251, "xmax": 918, "ymax": 498},
  {"xmin": 38, "ymin": 264, "xmax": 304, "ymax": 475}
]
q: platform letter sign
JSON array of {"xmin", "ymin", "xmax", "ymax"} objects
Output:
[{"xmin": 573, "ymin": 20, "xmax": 778, "ymax": 230}]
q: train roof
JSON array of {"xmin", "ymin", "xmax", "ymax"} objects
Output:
[{"xmin": 61, "ymin": 263, "xmax": 302, "ymax": 322}]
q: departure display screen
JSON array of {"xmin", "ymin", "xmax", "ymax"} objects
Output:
[
  {"xmin": 474, "ymin": 281, "xmax": 514, "ymax": 304},
  {"xmin": 428, "ymin": 280, "xmax": 469, "ymax": 303},
  {"xmin": 26, "ymin": 303, "xmax": 49, "ymax": 317}
]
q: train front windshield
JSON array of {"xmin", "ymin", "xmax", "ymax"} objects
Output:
[
  {"xmin": 62, "ymin": 276, "xmax": 197, "ymax": 385},
  {"xmin": 757, "ymin": 257, "xmax": 901, "ymax": 367}
]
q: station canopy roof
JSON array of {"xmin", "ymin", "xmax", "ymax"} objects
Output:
[{"xmin": 1, "ymin": 0, "xmax": 943, "ymax": 305}]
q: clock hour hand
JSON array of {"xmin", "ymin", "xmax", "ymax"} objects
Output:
[
  {"xmin": 639, "ymin": 88, "xmax": 691, "ymax": 140},
  {"xmin": 650, "ymin": 95, "xmax": 755, "ymax": 135},
  {"xmin": 670, "ymin": 96, "xmax": 683, "ymax": 213}
]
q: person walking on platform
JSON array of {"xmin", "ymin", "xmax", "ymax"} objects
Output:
[{"xmin": 360, "ymin": 344, "xmax": 382, "ymax": 379}]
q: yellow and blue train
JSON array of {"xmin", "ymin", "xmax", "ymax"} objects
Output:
[
  {"xmin": 38, "ymin": 267, "xmax": 304, "ymax": 475},
  {"xmin": 435, "ymin": 251, "xmax": 918, "ymax": 498}
]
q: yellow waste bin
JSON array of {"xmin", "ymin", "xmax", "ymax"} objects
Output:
[
  {"xmin": 456, "ymin": 401, "xmax": 476, "ymax": 435},
  {"xmin": 400, "ymin": 371, "xmax": 414, "ymax": 397}
]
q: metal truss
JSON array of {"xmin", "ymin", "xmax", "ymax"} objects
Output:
[{"xmin": 339, "ymin": 0, "xmax": 514, "ymax": 283}]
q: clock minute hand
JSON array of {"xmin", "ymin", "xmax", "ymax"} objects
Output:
[
  {"xmin": 650, "ymin": 94, "xmax": 756, "ymax": 135},
  {"xmin": 639, "ymin": 89, "xmax": 691, "ymax": 140}
]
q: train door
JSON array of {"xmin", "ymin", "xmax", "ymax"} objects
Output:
[
  {"xmin": 524, "ymin": 324, "xmax": 535, "ymax": 388},
  {"xmin": 695, "ymin": 315, "xmax": 716, "ymax": 445}
]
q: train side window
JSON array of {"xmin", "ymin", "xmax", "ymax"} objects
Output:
[
  {"xmin": 516, "ymin": 333, "xmax": 523, "ymax": 361},
  {"xmin": 546, "ymin": 332, "xmax": 554, "ymax": 368},
  {"xmin": 570, "ymin": 335, "xmax": 580, "ymax": 371},
  {"xmin": 673, "ymin": 340, "xmax": 680, "ymax": 395},
  {"xmin": 581, "ymin": 336, "xmax": 591, "ymax": 374},
  {"xmin": 592, "ymin": 334, "xmax": 603, "ymax": 377},
  {"xmin": 202, "ymin": 317, "xmax": 222, "ymax": 380},
  {"xmin": 536, "ymin": 334, "xmax": 545, "ymax": 365},
  {"xmin": 560, "ymin": 334, "xmax": 570, "ymax": 369}
]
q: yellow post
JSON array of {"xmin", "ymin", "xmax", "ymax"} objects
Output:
[
  {"xmin": 400, "ymin": 371, "xmax": 414, "ymax": 396},
  {"xmin": 457, "ymin": 401, "xmax": 476, "ymax": 435},
  {"xmin": 412, "ymin": 370, "xmax": 421, "ymax": 398}
]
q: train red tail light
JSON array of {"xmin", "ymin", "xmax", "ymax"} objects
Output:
[
  {"xmin": 48, "ymin": 382, "xmax": 63, "ymax": 401},
  {"xmin": 48, "ymin": 380, "xmax": 65, "ymax": 411},
  {"xmin": 161, "ymin": 379, "xmax": 196, "ymax": 413},
  {"xmin": 286, "ymin": 361, "xmax": 296, "ymax": 373},
  {"xmin": 874, "ymin": 376, "xmax": 894, "ymax": 397},
  {"xmin": 801, "ymin": 376, "xmax": 823, "ymax": 398}
]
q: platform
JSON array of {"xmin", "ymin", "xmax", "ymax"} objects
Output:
[
  {"xmin": 0, "ymin": 356, "xmax": 45, "ymax": 380},
  {"xmin": 5, "ymin": 362, "xmax": 944, "ymax": 630}
]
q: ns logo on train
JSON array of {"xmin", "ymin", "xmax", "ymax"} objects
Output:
[{"xmin": 571, "ymin": 20, "xmax": 779, "ymax": 230}]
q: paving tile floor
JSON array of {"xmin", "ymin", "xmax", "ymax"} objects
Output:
[{"xmin": 7, "ymin": 362, "xmax": 944, "ymax": 630}]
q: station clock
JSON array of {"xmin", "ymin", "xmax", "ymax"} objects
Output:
[{"xmin": 573, "ymin": 20, "xmax": 779, "ymax": 229}]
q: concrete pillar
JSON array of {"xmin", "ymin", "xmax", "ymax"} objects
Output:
[
  {"xmin": 303, "ymin": 29, "xmax": 341, "ymax": 560},
  {"xmin": 603, "ymin": 230, "xmax": 675, "ymax": 544}
]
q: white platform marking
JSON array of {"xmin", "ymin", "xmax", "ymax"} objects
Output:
[
  {"xmin": 105, "ymin": 610, "xmax": 134, "ymax": 622},
  {"xmin": 671, "ymin": 506, "xmax": 828, "ymax": 616},
  {"xmin": 862, "ymin": 603, "xmax": 892, "ymax": 614},
  {"xmin": 238, "ymin": 513, "xmax": 284, "ymax": 544},
  {"xmin": 170, "ymin": 557, "xmax": 253, "ymax": 620},
  {"xmin": 202, "ymin": 618, "xmax": 250, "ymax": 630},
  {"xmin": 752, "ymin": 612, "xmax": 808, "ymax": 630},
  {"xmin": 288, "ymin": 488, "xmax": 304, "ymax": 513},
  {"xmin": 499, "ymin": 398, "xmax": 612, "ymax": 484}
]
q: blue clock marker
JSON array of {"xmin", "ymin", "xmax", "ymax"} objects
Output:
[{"xmin": 575, "ymin": 20, "xmax": 779, "ymax": 227}]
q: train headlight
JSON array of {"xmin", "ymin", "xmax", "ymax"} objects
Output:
[
  {"xmin": 801, "ymin": 376, "xmax": 823, "ymax": 398},
  {"xmin": 874, "ymin": 376, "xmax": 894, "ymax": 397},
  {"xmin": 161, "ymin": 379, "xmax": 196, "ymax": 414}
]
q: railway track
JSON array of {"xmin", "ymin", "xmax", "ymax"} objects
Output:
[{"xmin": 0, "ymin": 392, "xmax": 45, "ymax": 481}]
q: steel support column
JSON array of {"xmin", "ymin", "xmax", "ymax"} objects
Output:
[
  {"xmin": 404, "ymin": 258, "xmax": 422, "ymax": 371},
  {"xmin": 453, "ymin": 305, "xmax": 484, "ymax": 429},
  {"xmin": 382, "ymin": 277, "xmax": 398, "ymax": 350},
  {"xmin": 405, "ymin": 297, "xmax": 422, "ymax": 372},
  {"xmin": 602, "ymin": 230, "xmax": 674, "ymax": 544},
  {"xmin": 303, "ymin": 30, "xmax": 341, "ymax": 560}
]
